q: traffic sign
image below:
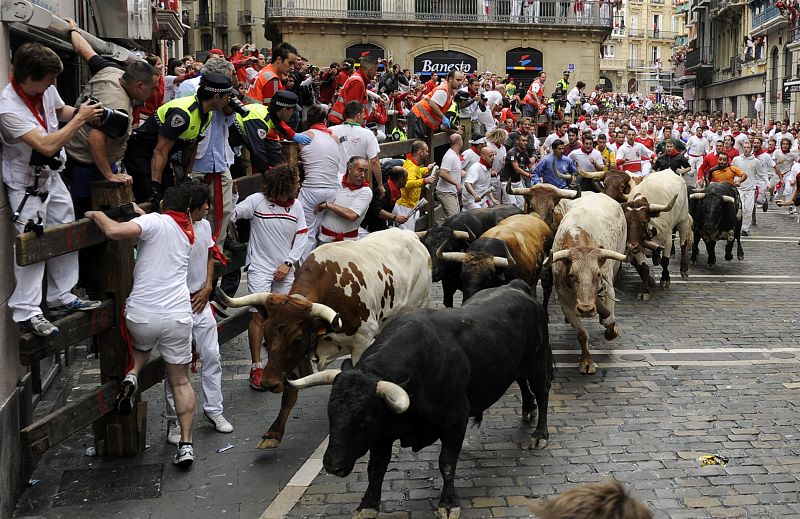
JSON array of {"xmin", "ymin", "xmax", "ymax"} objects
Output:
[{"xmin": 568, "ymin": 63, "xmax": 575, "ymax": 71}]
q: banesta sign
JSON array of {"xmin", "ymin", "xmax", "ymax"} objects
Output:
[{"xmin": 414, "ymin": 51, "xmax": 477, "ymax": 75}]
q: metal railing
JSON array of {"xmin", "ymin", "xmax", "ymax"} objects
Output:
[
  {"xmin": 265, "ymin": 0, "xmax": 613, "ymax": 27},
  {"xmin": 685, "ymin": 45, "xmax": 712, "ymax": 69},
  {"xmin": 649, "ymin": 29, "xmax": 674, "ymax": 39},
  {"xmin": 215, "ymin": 12, "xmax": 228, "ymax": 26},
  {"xmin": 789, "ymin": 24, "xmax": 800, "ymax": 44},
  {"xmin": 627, "ymin": 59, "xmax": 647, "ymax": 69},
  {"xmin": 238, "ymin": 9, "xmax": 253, "ymax": 24},
  {"xmin": 751, "ymin": 5, "xmax": 782, "ymax": 29},
  {"xmin": 627, "ymin": 28, "xmax": 644, "ymax": 37}
]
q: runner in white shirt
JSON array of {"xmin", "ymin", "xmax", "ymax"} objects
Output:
[
  {"xmin": 298, "ymin": 105, "xmax": 342, "ymax": 258},
  {"xmin": 615, "ymin": 128, "xmax": 655, "ymax": 177},
  {"xmin": 685, "ymin": 127, "xmax": 710, "ymax": 181},
  {"xmin": 316, "ymin": 156, "xmax": 374, "ymax": 242},
  {"xmin": 463, "ymin": 147, "xmax": 498, "ymax": 209},
  {"xmin": 731, "ymin": 123, "xmax": 749, "ymax": 154},
  {"xmin": 330, "ymin": 100, "xmax": 383, "ymax": 191},
  {"xmin": 568, "ymin": 134, "xmax": 605, "ymax": 174},
  {"xmin": 164, "ymin": 182, "xmax": 232, "ymax": 444},
  {"xmin": 773, "ymin": 138, "xmax": 800, "ymax": 212},
  {"xmin": 732, "ymin": 142, "xmax": 767, "ymax": 235},
  {"xmin": 86, "ymin": 184, "xmax": 198, "ymax": 467},
  {"xmin": 230, "ymin": 165, "xmax": 307, "ymax": 390},
  {"xmin": 475, "ymin": 87, "xmax": 503, "ymax": 133},
  {"xmin": 436, "ymin": 134, "xmax": 464, "ymax": 219},
  {"xmin": 461, "ymin": 138, "xmax": 485, "ymax": 174}
]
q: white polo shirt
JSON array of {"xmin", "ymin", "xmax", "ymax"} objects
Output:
[
  {"xmin": 318, "ymin": 183, "xmax": 372, "ymax": 242},
  {"xmin": 330, "ymin": 123, "xmax": 380, "ymax": 174}
]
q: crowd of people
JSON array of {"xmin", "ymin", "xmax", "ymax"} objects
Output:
[{"xmin": 2, "ymin": 26, "xmax": 800, "ymax": 471}]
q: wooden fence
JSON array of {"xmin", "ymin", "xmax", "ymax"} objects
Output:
[{"xmin": 16, "ymin": 120, "xmax": 467, "ymax": 462}]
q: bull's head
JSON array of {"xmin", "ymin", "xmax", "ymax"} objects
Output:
[
  {"xmin": 436, "ymin": 242, "xmax": 516, "ymax": 302},
  {"xmin": 689, "ymin": 190, "xmax": 738, "ymax": 238},
  {"xmin": 288, "ymin": 368, "xmax": 409, "ymax": 477},
  {"xmin": 602, "ymin": 170, "xmax": 636, "ymax": 203},
  {"xmin": 620, "ymin": 194, "xmax": 677, "ymax": 254},
  {"xmin": 550, "ymin": 246, "xmax": 628, "ymax": 317},
  {"xmin": 217, "ymin": 290, "xmax": 342, "ymax": 393},
  {"xmin": 422, "ymin": 226, "xmax": 476, "ymax": 282},
  {"xmin": 506, "ymin": 182, "xmax": 580, "ymax": 227}
]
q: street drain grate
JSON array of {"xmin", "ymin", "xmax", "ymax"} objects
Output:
[{"xmin": 54, "ymin": 464, "xmax": 164, "ymax": 507}]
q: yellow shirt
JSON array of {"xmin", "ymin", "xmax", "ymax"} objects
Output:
[
  {"xmin": 596, "ymin": 145, "xmax": 616, "ymax": 169},
  {"xmin": 398, "ymin": 158, "xmax": 430, "ymax": 208}
]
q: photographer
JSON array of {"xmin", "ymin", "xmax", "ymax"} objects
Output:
[
  {"xmin": 65, "ymin": 23, "xmax": 159, "ymax": 216},
  {"xmin": 0, "ymin": 42, "xmax": 105, "ymax": 336}
]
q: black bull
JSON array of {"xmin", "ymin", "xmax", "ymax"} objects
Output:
[
  {"xmin": 287, "ymin": 280, "xmax": 553, "ymax": 519},
  {"xmin": 420, "ymin": 204, "xmax": 522, "ymax": 307},
  {"xmin": 689, "ymin": 182, "xmax": 744, "ymax": 267}
]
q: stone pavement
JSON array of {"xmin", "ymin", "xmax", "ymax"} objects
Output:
[{"xmin": 13, "ymin": 205, "xmax": 800, "ymax": 519}]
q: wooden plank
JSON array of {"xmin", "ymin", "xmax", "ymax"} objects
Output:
[
  {"xmin": 234, "ymin": 173, "xmax": 264, "ymax": 200},
  {"xmin": 20, "ymin": 380, "xmax": 117, "ymax": 459},
  {"xmin": 378, "ymin": 139, "xmax": 417, "ymax": 159},
  {"xmin": 15, "ymin": 217, "xmax": 107, "ymax": 267},
  {"xmin": 137, "ymin": 357, "xmax": 165, "ymax": 394},
  {"xmin": 431, "ymin": 131, "xmax": 450, "ymax": 148},
  {"xmin": 217, "ymin": 307, "xmax": 251, "ymax": 345},
  {"xmin": 18, "ymin": 300, "xmax": 115, "ymax": 366}
]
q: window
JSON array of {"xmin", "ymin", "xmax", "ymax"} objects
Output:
[
  {"xmin": 244, "ymin": 32, "xmax": 252, "ymax": 43},
  {"xmin": 629, "ymin": 44, "xmax": 638, "ymax": 60},
  {"xmin": 201, "ymin": 33, "xmax": 213, "ymax": 51},
  {"xmin": 651, "ymin": 45, "xmax": 660, "ymax": 64},
  {"xmin": 603, "ymin": 44, "xmax": 616, "ymax": 58}
]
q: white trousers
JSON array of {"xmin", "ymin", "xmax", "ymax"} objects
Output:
[
  {"xmin": 688, "ymin": 155, "xmax": 703, "ymax": 179},
  {"xmin": 501, "ymin": 181, "xmax": 526, "ymax": 209},
  {"xmin": 298, "ymin": 185, "xmax": 337, "ymax": 261},
  {"xmin": 8, "ymin": 174, "xmax": 78, "ymax": 322},
  {"xmin": 164, "ymin": 304, "xmax": 224, "ymax": 418},
  {"xmin": 738, "ymin": 188, "xmax": 755, "ymax": 233},
  {"xmin": 392, "ymin": 203, "xmax": 417, "ymax": 231}
]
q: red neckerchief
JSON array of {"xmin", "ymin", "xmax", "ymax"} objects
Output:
[
  {"xmin": 164, "ymin": 211, "xmax": 195, "ymax": 244},
  {"xmin": 754, "ymin": 148, "xmax": 766, "ymax": 157},
  {"xmin": 387, "ymin": 178, "xmax": 401, "ymax": 204},
  {"xmin": 10, "ymin": 74, "xmax": 46, "ymax": 129},
  {"xmin": 405, "ymin": 153, "xmax": 420, "ymax": 166},
  {"xmin": 310, "ymin": 123, "xmax": 333, "ymax": 136},
  {"xmin": 270, "ymin": 198, "xmax": 295, "ymax": 208},
  {"xmin": 732, "ymin": 131, "xmax": 740, "ymax": 137},
  {"xmin": 665, "ymin": 149, "xmax": 679, "ymax": 158},
  {"xmin": 479, "ymin": 158, "xmax": 492, "ymax": 168},
  {"xmin": 342, "ymin": 174, "xmax": 368, "ymax": 190}
]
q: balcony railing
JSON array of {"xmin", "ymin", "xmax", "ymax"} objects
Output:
[
  {"xmin": 600, "ymin": 58, "xmax": 627, "ymax": 70},
  {"xmin": 215, "ymin": 12, "xmax": 228, "ymax": 27},
  {"xmin": 196, "ymin": 13, "xmax": 211, "ymax": 26},
  {"xmin": 789, "ymin": 24, "xmax": 800, "ymax": 45},
  {"xmin": 751, "ymin": 5, "xmax": 782, "ymax": 29},
  {"xmin": 627, "ymin": 59, "xmax": 648, "ymax": 69},
  {"xmin": 238, "ymin": 9, "xmax": 253, "ymax": 25},
  {"xmin": 264, "ymin": 0, "xmax": 614, "ymax": 27},
  {"xmin": 685, "ymin": 45, "xmax": 712, "ymax": 69},
  {"xmin": 627, "ymin": 28, "xmax": 644, "ymax": 37},
  {"xmin": 649, "ymin": 30, "xmax": 675, "ymax": 39}
]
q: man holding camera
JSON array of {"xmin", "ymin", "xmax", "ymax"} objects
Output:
[
  {"xmin": 64, "ymin": 24, "xmax": 159, "ymax": 216},
  {"xmin": 0, "ymin": 42, "xmax": 105, "ymax": 336}
]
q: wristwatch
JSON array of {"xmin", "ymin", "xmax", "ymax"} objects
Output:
[{"xmin": 283, "ymin": 261, "xmax": 293, "ymax": 269}]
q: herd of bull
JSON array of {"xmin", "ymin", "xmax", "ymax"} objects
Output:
[{"xmin": 218, "ymin": 169, "xmax": 745, "ymax": 519}]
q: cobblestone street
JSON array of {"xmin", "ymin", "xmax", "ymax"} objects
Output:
[{"xmin": 13, "ymin": 205, "xmax": 800, "ymax": 519}]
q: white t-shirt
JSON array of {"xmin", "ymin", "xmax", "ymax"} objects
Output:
[
  {"xmin": 773, "ymin": 149, "xmax": 799, "ymax": 178},
  {"xmin": 489, "ymin": 143, "xmax": 506, "ymax": 175},
  {"xmin": 437, "ymin": 148, "xmax": 463, "ymax": 194},
  {"xmin": 330, "ymin": 123, "xmax": 380, "ymax": 174},
  {"xmin": 463, "ymin": 162, "xmax": 491, "ymax": 204},
  {"xmin": 476, "ymin": 92, "xmax": 502, "ymax": 132},
  {"xmin": 231, "ymin": 194, "xmax": 307, "ymax": 274},
  {"xmin": 127, "ymin": 213, "xmax": 192, "ymax": 313},
  {"xmin": 318, "ymin": 184, "xmax": 373, "ymax": 241},
  {"xmin": 430, "ymin": 87, "xmax": 449, "ymax": 108},
  {"xmin": 568, "ymin": 148, "xmax": 604, "ymax": 172},
  {"xmin": 0, "ymin": 84, "xmax": 65, "ymax": 190},
  {"xmin": 543, "ymin": 132, "xmax": 566, "ymax": 152},
  {"xmin": 300, "ymin": 128, "xmax": 341, "ymax": 189},
  {"xmin": 686, "ymin": 136, "xmax": 709, "ymax": 157},
  {"xmin": 461, "ymin": 147, "xmax": 480, "ymax": 174},
  {"xmin": 732, "ymin": 132, "xmax": 749, "ymax": 154},
  {"xmin": 187, "ymin": 219, "xmax": 214, "ymax": 294}
]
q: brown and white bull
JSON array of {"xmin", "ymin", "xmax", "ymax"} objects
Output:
[
  {"xmin": 549, "ymin": 192, "xmax": 628, "ymax": 374},
  {"xmin": 600, "ymin": 169, "xmax": 638, "ymax": 203},
  {"xmin": 622, "ymin": 169, "xmax": 694, "ymax": 300},
  {"xmin": 218, "ymin": 228, "xmax": 431, "ymax": 448},
  {"xmin": 505, "ymin": 182, "xmax": 581, "ymax": 231}
]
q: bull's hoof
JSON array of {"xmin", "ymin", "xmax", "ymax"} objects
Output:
[
  {"xmin": 707, "ymin": 263, "xmax": 715, "ymax": 270},
  {"xmin": 256, "ymin": 436, "xmax": 281, "ymax": 449},
  {"xmin": 680, "ymin": 270, "xmax": 689, "ymax": 278},
  {"xmin": 737, "ymin": 253, "xmax": 744, "ymax": 261},
  {"xmin": 579, "ymin": 361, "xmax": 598, "ymax": 374},
  {"xmin": 724, "ymin": 252, "xmax": 733, "ymax": 261},
  {"xmin": 436, "ymin": 506, "xmax": 461, "ymax": 519},
  {"xmin": 564, "ymin": 316, "xmax": 569, "ymax": 324},
  {"xmin": 604, "ymin": 324, "xmax": 619, "ymax": 341},
  {"xmin": 660, "ymin": 278, "xmax": 670, "ymax": 289},
  {"xmin": 637, "ymin": 292, "xmax": 650, "ymax": 301},
  {"xmin": 529, "ymin": 430, "xmax": 549, "ymax": 450},
  {"xmin": 353, "ymin": 508, "xmax": 379, "ymax": 519}
]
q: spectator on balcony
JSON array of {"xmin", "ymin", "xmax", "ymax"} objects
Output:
[{"xmin": 244, "ymin": 42, "xmax": 299, "ymax": 107}]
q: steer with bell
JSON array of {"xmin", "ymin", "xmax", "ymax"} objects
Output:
[
  {"xmin": 289, "ymin": 280, "xmax": 554, "ymax": 519},
  {"xmin": 218, "ymin": 228, "xmax": 431, "ymax": 449}
]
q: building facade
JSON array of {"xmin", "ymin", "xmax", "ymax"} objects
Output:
[
  {"xmin": 184, "ymin": 0, "xmax": 271, "ymax": 59},
  {"xmin": 187, "ymin": 0, "xmax": 613, "ymax": 90},
  {"xmin": 600, "ymin": 0, "xmax": 682, "ymax": 94}
]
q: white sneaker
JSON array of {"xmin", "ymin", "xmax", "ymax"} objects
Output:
[
  {"xmin": 204, "ymin": 411, "xmax": 233, "ymax": 433},
  {"xmin": 167, "ymin": 419, "xmax": 181, "ymax": 445},
  {"xmin": 173, "ymin": 444, "xmax": 194, "ymax": 467}
]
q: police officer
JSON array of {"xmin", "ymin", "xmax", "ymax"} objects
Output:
[
  {"xmin": 124, "ymin": 73, "xmax": 235, "ymax": 202},
  {"xmin": 445, "ymin": 90, "xmax": 475, "ymax": 131},
  {"xmin": 553, "ymin": 70, "xmax": 570, "ymax": 117},
  {"xmin": 390, "ymin": 117, "xmax": 408, "ymax": 142}
]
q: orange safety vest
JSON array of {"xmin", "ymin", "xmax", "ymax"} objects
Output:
[
  {"xmin": 411, "ymin": 84, "xmax": 453, "ymax": 130},
  {"xmin": 328, "ymin": 71, "xmax": 367, "ymax": 124},
  {"xmin": 244, "ymin": 64, "xmax": 281, "ymax": 105},
  {"xmin": 523, "ymin": 80, "xmax": 544, "ymax": 106}
]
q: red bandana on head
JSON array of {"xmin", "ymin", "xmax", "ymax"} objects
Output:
[
  {"xmin": 342, "ymin": 174, "xmax": 368, "ymax": 191},
  {"xmin": 164, "ymin": 211, "xmax": 195, "ymax": 244}
]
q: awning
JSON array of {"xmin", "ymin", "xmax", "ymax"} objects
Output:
[
  {"xmin": 784, "ymin": 79, "xmax": 800, "ymax": 93},
  {"xmin": 154, "ymin": 8, "xmax": 185, "ymax": 40}
]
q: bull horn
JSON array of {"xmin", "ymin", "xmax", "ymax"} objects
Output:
[
  {"xmin": 306, "ymin": 300, "xmax": 343, "ymax": 332},
  {"xmin": 722, "ymin": 195, "xmax": 736, "ymax": 204},
  {"xmin": 492, "ymin": 256, "xmax": 515, "ymax": 269},
  {"xmin": 216, "ymin": 288, "xmax": 271, "ymax": 308},
  {"xmin": 554, "ymin": 187, "xmax": 580, "ymax": 199},
  {"xmin": 554, "ymin": 165, "xmax": 573, "ymax": 180},
  {"xmin": 648, "ymin": 194, "xmax": 678, "ymax": 215},
  {"xmin": 643, "ymin": 240, "xmax": 663, "ymax": 252},
  {"xmin": 415, "ymin": 231, "xmax": 427, "ymax": 239},
  {"xmin": 551, "ymin": 249, "xmax": 571, "ymax": 263},
  {"xmin": 592, "ymin": 179, "xmax": 605, "ymax": 192},
  {"xmin": 376, "ymin": 380, "xmax": 410, "ymax": 413},
  {"xmin": 599, "ymin": 249, "xmax": 629, "ymax": 263},
  {"xmin": 578, "ymin": 167, "xmax": 605, "ymax": 180},
  {"xmin": 436, "ymin": 243, "xmax": 467, "ymax": 263},
  {"xmin": 287, "ymin": 369, "xmax": 341, "ymax": 390},
  {"xmin": 689, "ymin": 192, "xmax": 706, "ymax": 200},
  {"xmin": 452, "ymin": 226, "xmax": 476, "ymax": 241},
  {"xmin": 508, "ymin": 184, "xmax": 532, "ymax": 196}
]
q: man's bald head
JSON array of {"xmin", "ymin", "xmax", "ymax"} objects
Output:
[{"xmin": 450, "ymin": 133, "xmax": 462, "ymax": 146}]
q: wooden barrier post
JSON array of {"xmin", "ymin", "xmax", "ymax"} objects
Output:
[{"xmin": 88, "ymin": 181, "xmax": 145, "ymax": 458}]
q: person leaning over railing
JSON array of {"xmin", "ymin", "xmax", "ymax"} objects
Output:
[{"xmin": 0, "ymin": 42, "xmax": 104, "ymax": 337}]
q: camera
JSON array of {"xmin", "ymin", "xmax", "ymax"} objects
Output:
[
  {"xmin": 30, "ymin": 149, "xmax": 63, "ymax": 171},
  {"xmin": 82, "ymin": 96, "xmax": 130, "ymax": 139},
  {"xmin": 228, "ymin": 95, "xmax": 249, "ymax": 117}
]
